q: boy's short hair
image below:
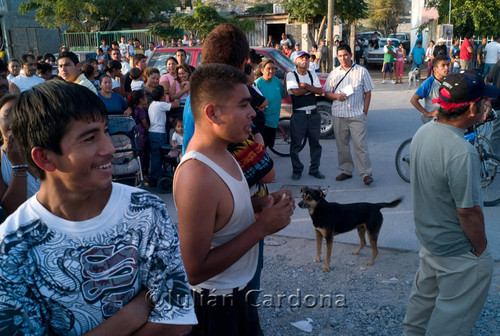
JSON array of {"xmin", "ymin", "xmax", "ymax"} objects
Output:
[
  {"xmin": 132, "ymin": 54, "xmax": 146, "ymax": 66},
  {"xmin": 20, "ymin": 54, "xmax": 35, "ymax": 66},
  {"xmin": 151, "ymin": 85, "xmax": 164, "ymax": 101},
  {"xmin": 337, "ymin": 44, "xmax": 352, "ymax": 55},
  {"xmin": 433, "ymin": 55, "xmax": 449, "ymax": 68},
  {"xmin": 10, "ymin": 81, "xmax": 108, "ymax": 179},
  {"xmin": 130, "ymin": 67, "xmax": 142, "ymax": 80},
  {"xmin": 190, "ymin": 64, "xmax": 248, "ymax": 122},
  {"xmin": 58, "ymin": 51, "xmax": 80, "ymax": 66},
  {"xmin": 201, "ymin": 23, "xmax": 249, "ymax": 68}
]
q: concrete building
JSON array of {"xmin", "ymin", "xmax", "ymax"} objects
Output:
[{"xmin": 0, "ymin": 0, "xmax": 61, "ymax": 59}]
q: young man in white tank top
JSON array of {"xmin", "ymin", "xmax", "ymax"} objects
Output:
[{"xmin": 174, "ymin": 64, "xmax": 295, "ymax": 335}]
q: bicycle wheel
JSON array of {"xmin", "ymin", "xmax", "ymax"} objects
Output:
[
  {"xmin": 395, "ymin": 138, "xmax": 412, "ymax": 183},
  {"xmin": 481, "ymin": 154, "xmax": 500, "ymax": 207},
  {"xmin": 268, "ymin": 117, "xmax": 306, "ymax": 157},
  {"xmin": 477, "ymin": 135, "xmax": 495, "ymax": 156}
]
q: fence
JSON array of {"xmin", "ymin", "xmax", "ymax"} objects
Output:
[{"xmin": 63, "ymin": 29, "xmax": 159, "ymax": 52}]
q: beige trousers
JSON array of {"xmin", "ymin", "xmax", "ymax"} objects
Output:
[{"xmin": 403, "ymin": 245, "xmax": 493, "ymax": 336}]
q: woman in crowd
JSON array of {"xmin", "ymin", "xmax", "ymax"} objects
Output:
[
  {"xmin": 168, "ymin": 63, "xmax": 191, "ymax": 105},
  {"xmin": 255, "ymin": 59, "xmax": 287, "ymax": 148},
  {"xmin": 0, "ymin": 94, "xmax": 40, "ymax": 220},
  {"xmin": 425, "ymin": 40, "xmax": 435, "ymax": 78},
  {"xmin": 159, "ymin": 57, "xmax": 178, "ymax": 102},
  {"xmin": 97, "ymin": 75, "xmax": 127, "ymax": 115},
  {"xmin": 104, "ymin": 60, "xmax": 125, "ymax": 96},
  {"xmin": 144, "ymin": 67, "xmax": 161, "ymax": 93},
  {"xmin": 395, "ymin": 42, "xmax": 406, "ymax": 84},
  {"xmin": 7, "ymin": 59, "xmax": 20, "ymax": 82}
]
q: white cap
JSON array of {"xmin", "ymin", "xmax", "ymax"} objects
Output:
[
  {"xmin": 387, "ymin": 38, "xmax": 392, "ymax": 42},
  {"xmin": 438, "ymin": 38, "xmax": 446, "ymax": 43}
]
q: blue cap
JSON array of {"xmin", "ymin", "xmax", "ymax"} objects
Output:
[{"xmin": 296, "ymin": 51, "xmax": 310, "ymax": 58}]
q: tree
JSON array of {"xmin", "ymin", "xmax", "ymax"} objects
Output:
[
  {"xmin": 19, "ymin": 0, "xmax": 178, "ymax": 32},
  {"xmin": 170, "ymin": 1, "xmax": 254, "ymax": 39},
  {"xmin": 281, "ymin": 0, "xmax": 368, "ymax": 44},
  {"xmin": 426, "ymin": 0, "xmax": 500, "ymax": 37},
  {"xmin": 245, "ymin": 3, "xmax": 274, "ymax": 15},
  {"xmin": 369, "ymin": 0, "xmax": 405, "ymax": 35}
]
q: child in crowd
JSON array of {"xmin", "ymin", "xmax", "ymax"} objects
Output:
[
  {"xmin": 309, "ymin": 54, "xmax": 319, "ymax": 72},
  {"xmin": 130, "ymin": 67, "xmax": 145, "ymax": 91},
  {"xmin": 148, "ymin": 85, "xmax": 179, "ymax": 187},
  {"xmin": 395, "ymin": 43, "xmax": 406, "ymax": 84},
  {"xmin": 168, "ymin": 118, "xmax": 183, "ymax": 160},
  {"xmin": 128, "ymin": 89, "xmax": 150, "ymax": 177}
]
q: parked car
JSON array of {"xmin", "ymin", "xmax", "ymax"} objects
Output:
[
  {"xmin": 363, "ymin": 38, "xmax": 401, "ymax": 66},
  {"xmin": 360, "ymin": 31, "xmax": 382, "ymax": 49},
  {"xmin": 387, "ymin": 33, "xmax": 410, "ymax": 52},
  {"xmin": 146, "ymin": 47, "xmax": 335, "ymax": 138}
]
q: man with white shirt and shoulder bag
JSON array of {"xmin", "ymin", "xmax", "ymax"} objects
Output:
[{"xmin": 324, "ymin": 44, "xmax": 375, "ymax": 185}]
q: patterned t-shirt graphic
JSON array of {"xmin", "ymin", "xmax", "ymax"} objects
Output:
[{"xmin": 0, "ymin": 183, "xmax": 197, "ymax": 335}]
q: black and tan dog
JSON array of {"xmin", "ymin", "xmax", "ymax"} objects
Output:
[{"xmin": 298, "ymin": 187, "xmax": 402, "ymax": 271}]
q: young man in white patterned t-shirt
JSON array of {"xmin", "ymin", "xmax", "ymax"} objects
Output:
[
  {"xmin": 0, "ymin": 80, "xmax": 196, "ymax": 335},
  {"xmin": 324, "ymin": 44, "xmax": 375, "ymax": 185}
]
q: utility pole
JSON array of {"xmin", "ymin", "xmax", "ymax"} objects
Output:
[{"xmin": 326, "ymin": 0, "xmax": 334, "ymax": 72}]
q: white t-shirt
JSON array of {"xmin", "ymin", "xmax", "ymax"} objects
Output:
[
  {"xmin": 172, "ymin": 131, "xmax": 183, "ymax": 146},
  {"xmin": 7, "ymin": 74, "xmax": 16, "ymax": 82},
  {"xmin": 131, "ymin": 80, "xmax": 145, "ymax": 91},
  {"xmin": 121, "ymin": 61, "xmax": 131, "ymax": 76},
  {"xmin": 111, "ymin": 78, "xmax": 120, "ymax": 89},
  {"xmin": 0, "ymin": 183, "xmax": 197, "ymax": 335},
  {"xmin": 309, "ymin": 61, "xmax": 319, "ymax": 72},
  {"xmin": 286, "ymin": 70, "xmax": 321, "ymax": 110},
  {"xmin": 10, "ymin": 74, "xmax": 45, "ymax": 92},
  {"xmin": 148, "ymin": 101, "xmax": 172, "ymax": 133},
  {"xmin": 144, "ymin": 49, "xmax": 153, "ymax": 58},
  {"xmin": 484, "ymin": 41, "xmax": 500, "ymax": 64}
]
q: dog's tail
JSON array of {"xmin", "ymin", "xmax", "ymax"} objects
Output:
[{"xmin": 376, "ymin": 198, "xmax": 403, "ymax": 209}]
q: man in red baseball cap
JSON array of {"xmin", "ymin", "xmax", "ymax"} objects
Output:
[{"xmin": 403, "ymin": 69, "xmax": 499, "ymax": 335}]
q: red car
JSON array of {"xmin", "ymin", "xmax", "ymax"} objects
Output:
[{"xmin": 146, "ymin": 47, "xmax": 334, "ymax": 138}]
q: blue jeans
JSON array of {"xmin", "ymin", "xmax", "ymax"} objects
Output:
[{"xmin": 149, "ymin": 132, "xmax": 165, "ymax": 184}]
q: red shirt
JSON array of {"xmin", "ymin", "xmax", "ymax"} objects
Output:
[{"xmin": 460, "ymin": 39, "xmax": 473, "ymax": 61}]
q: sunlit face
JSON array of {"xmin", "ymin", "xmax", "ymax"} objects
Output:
[
  {"xmin": 261, "ymin": 62, "xmax": 276, "ymax": 81},
  {"xmin": 58, "ymin": 57, "xmax": 80, "ymax": 82},
  {"xmin": 136, "ymin": 58, "xmax": 147, "ymax": 71},
  {"xmin": 147, "ymin": 73, "xmax": 160, "ymax": 87},
  {"xmin": 23, "ymin": 57, "xmax": 37, "ymax": 77},
  {"xmin": 175, "ymin": 122, "xmax": 183, "ymax": 135},
  {"xmin": 433, "ymin": 60, "xmax": 450, "ymax": 79},
  {"xmin": 215, "ymin": 83, "xmax": 256, "ymax": 143},
  {"xmin": 166, "ymin": 59, "xmax": 178, "ymax": 75},
  {"xmin": 337, "ymin": 49, "xmax": 353, "ymax": 68},
  {"xmin": 111, "ymin": 50, "xmax": 121, "ymax": 61},
  {"xmin": 8, "ymin": 61, "xmax": 20, "ymax": 76},
  {"xmin": 177, "ymin": 69, "xmax": 189, "ymax": 82},
  {"xmin": 176, "ymin": 51, "xmax": 187, "ymax": 65},
  {"xmin": 100, "ymin": 76, "xmax": 113, "ymax": 93},
  {"xmin": 295, "ymin": 55, "xmax": 309, "ymax": 69},
  {"xmin": 48, "ymin": 119, "xmax": 115, "ymax": 193}
]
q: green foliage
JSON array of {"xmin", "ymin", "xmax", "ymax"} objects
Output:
[
  {"xmin": 281, "ymin": 0, "xmax": 368, "ymax": 25},
  {"xmin": 369, "ymin": 0, "xmax": 405, "ymax": 35},
  {"xmin": 147, "ymin": 23, "xmax": 183, "ymax": 41},
  {"xmin": 426, "ymin": 0, "xmax": 500, "ymax": 37},
  {"xmin": 170, "ymin": 1, "xmax": 254, "ymax": 38},
  {"xmin": 245, "ymin": 3, "xmax": 274, "ymax": 15},
  {"xmin": 19, "ymin": 0, "xmax": 179, "ymax": 32}
]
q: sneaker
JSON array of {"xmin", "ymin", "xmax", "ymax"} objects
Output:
[
  {"xmin": 381, "ymin": 80, "xmax": 386, "ymax": 84},
  {"xmin": 390, "ymin": 80, "xmax": 396, "ymax": 84},
  {"xmin": 363, "ymin": 175, "xmax": 374, "ymax": 185}
]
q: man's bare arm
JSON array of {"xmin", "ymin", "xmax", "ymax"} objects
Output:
[
  {"xmin": 457, "ymin": 205, "xmax": 487, "ymax": 256},
  {"xmin": 363, "ymin": 90, "xmax": 372, "ymax": 115},
  {"xmin": 410, "ymin": 93, "xmax": 436, "ymax": 118},
  {"xmin": 174, "ymin": 161, "xmax": 293, "ymax": 285},
  {"xmin": 9, "ymin": 81, "xmax": 20, "ymax": 94}
]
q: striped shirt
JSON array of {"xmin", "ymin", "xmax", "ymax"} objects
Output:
[{"xmin": 323, "ymin": 63, "xmax": 373, "ymax": 118}]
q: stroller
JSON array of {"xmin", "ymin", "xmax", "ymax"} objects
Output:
[
  {"xmin": 107, "ymin": 115, "xmax": 143, "ymax": 187},
  {"xmin": 156, "ymin": 144, "xmax": 182, "ymax": 193}
]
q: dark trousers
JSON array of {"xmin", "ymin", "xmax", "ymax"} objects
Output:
[
  {"xmin": 290, "ymin": 111, "xmax": 322, "ymax": 174},
  {"xmin": 188, "ymin": 285, "xmax": 263, "ymax": 336}
]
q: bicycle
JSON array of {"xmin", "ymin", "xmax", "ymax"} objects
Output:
[
  {"xmin": 268, "ymin": 116, "xmax": 306, "ymax": 157},
  {"xmin": 395, "ymin": 109, "xmax": 500, "ymax": 207}
]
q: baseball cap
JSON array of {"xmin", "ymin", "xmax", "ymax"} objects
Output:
[
  {"xmin": 433, "ymin": 70, "xmax": 499, "ymax": 110},
  {"xmin": 387, "ymin": 38, "xmax": 392, "ymax": 42},
  {"xmin": 296, "ymin": 51, "xmax": 310, "ymax": 58},
  {"xmin": 438, "ymin": 38, "xmax": 446, "ymax": 43},
  {"xmin": 295, "ymin": 42, "xmax": 300, "ymax": 46}
]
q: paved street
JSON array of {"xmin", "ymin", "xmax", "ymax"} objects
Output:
[{"xmin": 153, "ymin": 68, "xmax": 500, "ymax": 261}]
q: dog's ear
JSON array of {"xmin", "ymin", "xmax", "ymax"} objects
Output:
[
  {"xmin": 301, "ymin": 186, "xmax": 307, "ymax": 193},
  {"xmin": 318, "ymin": 189, "xmax": 326, "ymax": 198}
]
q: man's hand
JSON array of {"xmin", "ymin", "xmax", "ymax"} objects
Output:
[{"xmin": 254, "ymin": 193, "xmax": 295, "ymax": 237}]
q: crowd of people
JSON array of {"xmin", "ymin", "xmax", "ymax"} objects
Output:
[{"xmin": 0, "ymin": 22, "xmax": 498, "ymax": 336}]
